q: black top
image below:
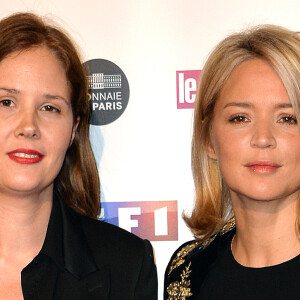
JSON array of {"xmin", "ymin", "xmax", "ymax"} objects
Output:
[
  {"xmin": 197, "ymin": 243, "xmax": 300, "ymax": 300},
  {"xmin": 21, "ymin": 193, "xmax": 67, "ymax": 300},
  {"xmin": 164, "ymin": 225, "xmax": 300, "ymax": 300},
  {"xmin": 21, "ymin": 192, "xmax": 158, "ymax": 299}
]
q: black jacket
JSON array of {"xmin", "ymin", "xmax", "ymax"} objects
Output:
[
  {"xmin": 21, "ymin": 192, "xmax": 158, "ymax": 300},
  {"xmin": 164, "ymin": 224, "xmax": 235, "ymax": 300}
]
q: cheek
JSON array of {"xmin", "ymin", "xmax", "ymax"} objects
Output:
[
  {"xmin": 211, "ymin": 130, "xmax": 247, "ymax": 179},
  {"xmin": 43, "ymin": 122, "xmax": 74, "ymax": 154},
  {"xmin": 211, "ymin": 128, "xmax": 242, "ymax": 161},
  {"xmin": 282, "ymin": 137, "xmax": 300, "ymax": 164}
]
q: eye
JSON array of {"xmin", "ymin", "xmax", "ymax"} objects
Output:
[
  {"xmin": 278, "ymin": 115, "xmax": 297, "ymax": 125},
  {"xmin": 41, "ymin": 105, "xmax": 61, "ymax": 113},
  {"xmin": 229, "ymin": 115, "xmax": 250, "ymax": 123},
  {"xmin": 0, "ymin": 99, "xmax": 15, "ymax": 107}
]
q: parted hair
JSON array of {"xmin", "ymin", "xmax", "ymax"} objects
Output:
[
  {"xmin": 184, "ymin": 25, "xmax": 300, "ymax": 241},
  {"xmin": 0, "ymin": 12, "xmax": 100, "ymax": 218}
]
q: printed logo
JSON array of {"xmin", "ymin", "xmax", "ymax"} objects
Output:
[
  {"xmin": 177, "ymin": 70, "xmax": 201, "ymax": 109},
  {"xmin": 84, "ymin": 59, "xmax": 130, "ymax": 125},
  {"xmin": 101, "ymin": 201, "xmax": 178, "ymax": 241}
]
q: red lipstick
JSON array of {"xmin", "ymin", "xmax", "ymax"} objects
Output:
[
  {"xmin": 7, "ymin": 148, "xmax": 44, "ymax": 164},
  {"xmin": 245, "ymin": 161, "xmax": 281, "ymax": 173}
]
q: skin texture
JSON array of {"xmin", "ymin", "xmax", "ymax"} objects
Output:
[
  {"xmin": 0, "ymin": 47, "xmax": 76, "ymax": 197},
  {"xmin": 209, "ymin": 58, "xmax": 300, "ymax": 203},
  {"xmin": 207, "ymin": 59, "xmax": 300, "ymax": 267},
  {"xmin": 0, "ymin": 46, "xmax": 77, "ymax": 300}
]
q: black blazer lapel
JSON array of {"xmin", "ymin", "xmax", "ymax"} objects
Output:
[
  {"xmin": 81, "ymin": 265, "xmax": 110, "ymax": 299},
  {"xmin": 56, "ymin": 195, "xmax": 111, "ymax": 298},
  {"xmin": 54, "ymin": 266, "xmax": 110, "ymax": 300},
  {"xmin": 58, "ymin": 193, "xmax": 98, "ymax": 278}
]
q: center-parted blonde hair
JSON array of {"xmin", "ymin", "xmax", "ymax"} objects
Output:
[{"xmin": 184, "ymin": 25, "xmax": 300, "ymax": 241}]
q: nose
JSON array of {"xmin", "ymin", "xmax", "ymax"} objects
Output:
[
  {"xmin": 250, "ymin": 121, "xmax": 276, "ymax": 149},
  {"xmin": 14, "ymin": 110, "xmax": 40, "ymax": 139}
]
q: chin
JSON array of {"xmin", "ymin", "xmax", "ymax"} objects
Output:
[
  {"xmin": 231, "ymin": 185, "xmax": 287, "ymax": 202},
  {"xmin": 4, "ymin": 185, "xmax": 44, "ymax": 195},
  {"xmin": 240, "ymin": 190, "xmax": 296, "ymax": 203},
  {"xmin": 0, "ymin": 178, "xmax": 49, "ymax": 196}
]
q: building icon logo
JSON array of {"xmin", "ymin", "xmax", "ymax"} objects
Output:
[
  {"xmin": 84, "ymin": 59, "xmax": 130, "ymax": 126},
  {"xmin": 87, "ymin": 73, "xmax": 122, "ymax": 90}
]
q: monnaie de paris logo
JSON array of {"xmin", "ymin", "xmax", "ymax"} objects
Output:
[{"xmin": 83, "ymin": 59, "xmax": 130, "ymax": 125}]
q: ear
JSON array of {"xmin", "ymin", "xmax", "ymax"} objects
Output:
[
  {"xmin": 69, "ymin": 116, "xmax": 80, "ymax": 147},
  {"xmin": 205, "ymin": 139, "xmax": 218, "ymax": 160}
]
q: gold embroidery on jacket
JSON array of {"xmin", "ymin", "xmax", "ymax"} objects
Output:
[
  {"xmin": 220, "ymin": 217, "xmax": 235, "ymax": 234},
  {"xmin": 168, "ymin": 242, "xmax": 199, "ymax": 275},
  {"xmin": 166, "ymin": 218, "xmax": 236, "ymax": 299},
  {"xmin": 167, "ymin": 262, "xmax": 193, "ymax": 300}
]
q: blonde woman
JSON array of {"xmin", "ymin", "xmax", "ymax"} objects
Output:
[{"xmin": 165, "ymin": 25, "xmax": 300, "ymax": 299}]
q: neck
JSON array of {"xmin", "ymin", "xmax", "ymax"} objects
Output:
[
  {"xmin": 231, "ymin": 193, "xmax": 300, "ymax": 267},
  {"xmin": 0, "ymin": 187, "xmax": 53, "ymax": 269}
]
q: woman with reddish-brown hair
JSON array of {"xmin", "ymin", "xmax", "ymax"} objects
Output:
[
  {"xmin": 165, "ymin": 25, "xmax": 300, "ymax": 299},
  {"xmin": 0, "ymin": 12, "xmax": 157, "ymax": 299}
]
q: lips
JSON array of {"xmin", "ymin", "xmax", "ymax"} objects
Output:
[
  {"xmin": 245, "ymin": 161, "xmax": 281, "ymax": 173},
  {"xmin": 7, "ymin": 148, "xmax": 44, "ymax": 164}
]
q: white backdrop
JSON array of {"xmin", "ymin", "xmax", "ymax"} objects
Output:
[{"xmin": 1, "ymin": 1, "xmax": 299, "ymax": 298}]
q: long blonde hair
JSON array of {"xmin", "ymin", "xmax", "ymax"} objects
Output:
[{"xmin": 184, "ymin": 25, "xmax": 300, "ymax": 241}]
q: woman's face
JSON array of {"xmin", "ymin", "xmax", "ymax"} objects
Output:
[
  {"xmin": 0, "ymin": 46, "xmax": 76, "ymax": 197},
  {"xmin": 208, "ymin": 59, "xmax": 300, "ymax": 203}
]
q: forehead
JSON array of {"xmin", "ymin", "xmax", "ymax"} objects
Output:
[
  {"xmin": 215, "ymin": 59, "xmax": 291, "ymax": 109},
  {"xmin": 0, "ymin": 46, "xmax": 71, "ymax": 98},
  {"xmin": 0, "ymin": 46, "xmax": 68, "ymax": 78}
]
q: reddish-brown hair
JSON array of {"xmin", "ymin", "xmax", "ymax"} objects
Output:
[{"xmin": 0, "ymin": 12, "xmax": 100, "ymax": 218}]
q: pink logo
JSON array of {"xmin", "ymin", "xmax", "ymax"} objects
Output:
[
  {"xmin": 177, "ymin": 70, "xmax": 201, "ymax": 109},
  {"xmin": 101, "ymin": 201, "xmax": 178, "ymax": 241}
]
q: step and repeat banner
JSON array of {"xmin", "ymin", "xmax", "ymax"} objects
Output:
[{"xmin": 2, "ymin": 1, "xmax": 299, "ymax": 298}]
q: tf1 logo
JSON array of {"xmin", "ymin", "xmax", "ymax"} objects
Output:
[
  {"xmin": 100, "ymin": 201, "xmax": 178, "ymax": 241},
  {"xmin": 177, "ymin": 70, "xmax": 201, "ymax": 109}
]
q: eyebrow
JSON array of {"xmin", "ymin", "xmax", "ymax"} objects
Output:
[
  {"xmin": 43, "ymin": 94, "xmax": 69, "ymax": 105},
  {"xmin": 223, "ymin": 101, "xmax": 293, "ymax": 109},
  {"xmin": 223, "ymin": 102, "xmax": 252, "ymax": 109},
  {"xmin": 0, "ymin": 87, "xmax": 20, "ymax": 94},
  {"xmin": 0, "ymin": 88, "xmax": 69, "ymax": 104}
]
